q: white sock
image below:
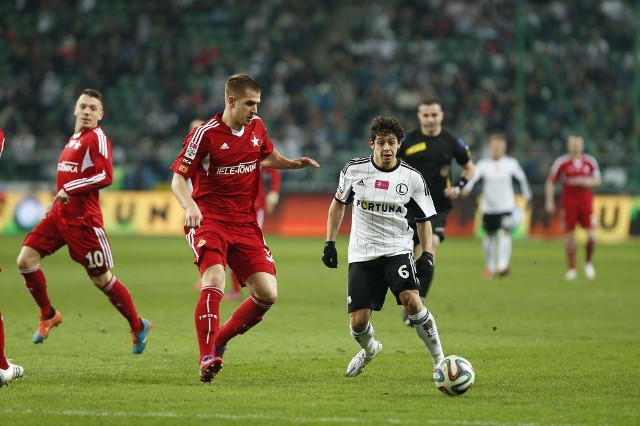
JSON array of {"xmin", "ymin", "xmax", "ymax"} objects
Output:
[
  {"xmin": 350, "ymin": 322, "xmax": 377, "ymax": 355},
  {"xmin": 483, "ymin": 235, "xmax": 496, "ymax": 272},
  {"xmin": 498, "ymin": 229, "xmax": 512, "ymax": 271},
  {"xmin": 409, "ymin": 308, "xmax": 443, "ymax": 363}
]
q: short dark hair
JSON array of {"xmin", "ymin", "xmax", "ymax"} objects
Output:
[
  {"xmin": 369, "ymin": 116, "xmax": 404, "ymax": 142},
  {"xmin": 419, "ymin": 96, "xmax": 441, "ymax": 109},
  {"xmin": 225, "ymin": 74, "xmax": 261, "ymax": 98},
  {"xmin": 82, "ymin": 88, "xmax": 104, "ymax": 109}
]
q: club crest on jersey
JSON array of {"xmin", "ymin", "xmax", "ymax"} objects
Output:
[
  {"xmin": 197, "ymin": 239, "xmax": 206, "ymax": 247},
  {"xmin": 179, "ymin": 165, "xmax": 189, "ymax": 173},
  {"xmin": 396, "ymin": 183, "xmax": 408, "ymax": 195},
  {"xmin": 374, "ymin": 180, "xmax": 389, "ymax": 190},
  {"xmin": 57, "ymin": 161, "xmax": 78, "ymax": 173},
  {"xmin": 250, "ymin": 134, "xmax": 260, "ymax": 147}
]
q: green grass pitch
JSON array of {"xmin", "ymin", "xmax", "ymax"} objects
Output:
[{"xmin": 0, "ymin": 234, "xmax": 638, "ymax": 425}]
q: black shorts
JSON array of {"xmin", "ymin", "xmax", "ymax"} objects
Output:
[
  {"xmin": 347, "ymin": 253, "xmax": 420, "ymax": 313},
  {"xmin": 410, "ymin": 210, "xmax": 448, "ymax": 245},
  {"xmin": 482, "ymin": 212, "xmax": 512, "ymax": 233}
]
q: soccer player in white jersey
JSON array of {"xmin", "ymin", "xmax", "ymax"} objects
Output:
[
  {"xmin": 322, "ymin": 116, "xmax": 446, "ymax": 377},
  {"xmin": 462, "ymin": 133, "xmax": 532, "ymax": 278}
]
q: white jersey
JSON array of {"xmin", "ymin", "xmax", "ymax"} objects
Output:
[
  {"xmin": 335, "ymin": 156, "xmax": 437, "ymax": 262},
  {"xmin": 465, "ymin": 155, "xmax": 532, "ymax": 213}
]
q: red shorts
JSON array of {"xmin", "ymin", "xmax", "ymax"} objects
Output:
[
  {"xmin": 185, "ymin": 219, "xmax": 276, "ymax": 284},
  {"xmin": 560, "ymin": 198, "xmax": 595, "ymax": 231},
  {"xmin": 23, "ymin": 214, "xmax": 114, "ymax": 276}
]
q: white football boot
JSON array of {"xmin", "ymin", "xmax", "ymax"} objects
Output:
[
  {"xmin": 345, "ymin": 341, "xmax": 382, "ymax": 377},
  {"xmin": 565, "ymin": 269, "xmax": 577, "ymax": 281},
  {"xmin": 584, "ymin": 263, "xmax": 596, "ymax": 280},
  {"xmin": 0, "ymin": 361, "xmax": 24, "ymax": 387}
]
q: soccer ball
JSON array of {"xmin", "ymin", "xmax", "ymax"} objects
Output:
[{"xmin": 433, "ymin": 355, "xmax": 475, "ymax": 396}]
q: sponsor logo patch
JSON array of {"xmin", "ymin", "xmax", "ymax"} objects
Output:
[
  {"xmin": 179, "ymin": 165, "xmax": 189, "ymax": 173},
  {"xmin": 375, "ymin": 180, "xmax": 389, "ymax": 190},
  {"xmin": 57, "ymin": 161, "xmax": 78, "ymax": 173}
]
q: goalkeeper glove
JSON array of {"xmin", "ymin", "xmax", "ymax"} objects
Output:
[
  {"xmin": 415, "ymin": 251, "xmax": 434, "ymax": 277},
  {"xmin": 322, "ymin": 241, "xmax": 338, "ymax": 268}
]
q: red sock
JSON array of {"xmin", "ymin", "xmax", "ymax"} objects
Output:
[
  {"xmin": 0, "ymin": 313, "xmax": 8, "ymax": 370},
  {"xmin": 585, "ymin": 238, "xmax": 595, "ymax": 263},
  {"xmin": 566, "ymin": 240, "xmax": 576, "ymax": 269},
  {"xmin": 20, "ymin": 266, "xmax": 52, "ymax": 319},
  {"xmin": 215, "ymin": 295, "xmax": 273, "ymax": 348},
  {"xmin": 195, "ymin": 288, "xmax": 223, "ymax": 360},
  {"xmin": 102, "ymin": 276, "xmax": 143, "ymax": 333}
]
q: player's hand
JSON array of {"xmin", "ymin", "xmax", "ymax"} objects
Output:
[
  {"xmin": 54, "ymin": 189, "xmax": 70, "ymax": 205},
  {"xmin": 292, "ymin": 157, "xmax": 320, "ymax": 169},
  {"xmin": 184, "ymin": 204, "xmax": 203, "ymax": 228},
  {"xmin": 266, "ymin": 191, "xmax": 280, "ymax": 214},
  {"xmin": 415, "ymin": 251, "xmax": 434, "ymax": 277},
  {"xmin": 444, "ymin": 186, "xmax": 461, "ymax": 200},
  {"xmin": 322, "ymin": 241, "xmax": 338, "ymax": 268}
]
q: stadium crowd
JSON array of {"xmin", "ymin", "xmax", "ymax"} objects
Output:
[{"xmin": 0, "ymin": 0, "xmax": 634, "ymax": 191}]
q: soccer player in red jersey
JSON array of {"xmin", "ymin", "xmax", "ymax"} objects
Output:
[
  {"xmin": 16, "ymin": 89, "xmax": 152, "ymax": 353},
  {"xmin": 170, "ymin": 74, "xmax": 319, "ymax": 382},
  {"xmin": 1, "ymin": 129, "xmax": 25, "ymax": 387},
  {"xmin": 545, "ymin": 134, "xmax": 602, "ymax": 280}
]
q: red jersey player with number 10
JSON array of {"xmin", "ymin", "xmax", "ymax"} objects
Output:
[
  {"xmin": 16, "ymin": 89, "xmax": 151, "ymax": 354},
  {"xmin": 545, "ymin": 134, "xmax": 602, "ymax": 281},
  {"xmin": 170, "ymin": 74, "xmax": 319, "ymax": 383}
]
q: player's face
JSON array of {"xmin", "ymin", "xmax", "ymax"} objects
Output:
[
  {"xmin": 417, "ymin": 103, "xmax": 443, "ymax": 136},
  {"xmin": 74, "ymin": 94, "xmax": 104, "ymax": 132},
  {"xmin": 489, "ymin": 137, "xmax": 506, "ymax": 159},
  {"xmin": 228, "ymin": 89, "xmax": 261, "ymax": 129},
  {"xmin": 567, "ymin": 135, "xmax": 584, "ymax": 157},
  {"xmin": 370, "ymin": 133, "xmax": 399, "ymax": 169}
]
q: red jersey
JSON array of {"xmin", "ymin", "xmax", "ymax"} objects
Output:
[
  {"xmin": 170, "ymin": 112, "xmax": 275, "ymax": 222},
  {"xmin": 254, "ymin": 168, "xmax": 281, "ymax": 211},
  {"xmin": 51, "ymin": 127, "xmax": 113, "ymax": 226},
  {"xmin": 548, "ymin": 153, "xmax": 600, "ymax": 204}
]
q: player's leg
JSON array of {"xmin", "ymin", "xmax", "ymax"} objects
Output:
[
  {"xmin": 68, "ymin": 226, "xmax": 150, "ymax": 353},
  {"xmin": 418, "ymin": 213, "xmax": 447, "ymax": 299},
  {"xmin": 561, "ymin": 206, "xmax": 578, "ymax": 280},
  {"xmin": 196, "ymin": 260, "xmax": 225, "ymax": 382},
  {"xmin": 226, "ymin": 270, "xmax": 243, "ymax": 300},
  {"xmin": 390, "ymin": 254, "xmax": 444, "ymax": 369},
  {"xmin": 482, "ymin": 214, "xmax": 498, "ymax": 278},
  {"xmin": 497, "ymin": 213, "xmax": 513, "ymax": 276},
  {"xmin": 17, "ymin": 218, "xmax": 65, "ymax": 343},
  {"xmin": 0, "ymin": 312, "xmax": 24, "ymax": 387},
  {"xmin": 346, "ymin": 260, "xmax": 385, "ymax": 377},
  {"xmin": 583, "ymin": 210, "xmax": 597, "ymax": 279},
  {"xmin": 399, "ymin": 290, "xmax": 444, "ymax": 368}
]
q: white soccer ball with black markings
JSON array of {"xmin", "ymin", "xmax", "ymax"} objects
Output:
[{"xmin": 433, "ymin": 355, "xmax": 475, "ymax": 396}]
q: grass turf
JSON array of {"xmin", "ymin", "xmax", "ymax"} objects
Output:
[{"xmin": 0, "ymin": 234, "xmax": 638, "ymax": 425}]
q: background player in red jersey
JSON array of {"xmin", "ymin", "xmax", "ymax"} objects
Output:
[
  {"xmin": 545, "ymin": 134, "xmax": 602, "ymax": 280},
  {"xmin": 0, "ymin": 129, "xmax": 25, "ymax": 387},
  {"xmin": 170, "ymin": 74, "xmax": 319, "ymax": 383},
  {"xmin": 15, "ymin": 89, "xmax": 151, "ymax": 354}
]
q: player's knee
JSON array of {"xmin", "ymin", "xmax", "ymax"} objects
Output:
[{"xmin": 16, "ymin": 246, "xmax": 40, "ymax": 270}]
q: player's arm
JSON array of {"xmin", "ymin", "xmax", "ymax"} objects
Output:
[
  {"xmin": 60, "ymin": 135, "xmax": 114, "ymax": 203},
  {"xmin": 322, "ymin": 199, "xmax": 346, "ymax": 268},
  {"xmin": 416, "ymin": 220, "xmax": 433, "ymax": 255},
  {"xmin": 171, "ymin": 173, "xmax": 202, "ymax": 228},
  {"xmin": 544, "ymin": 176, "xmax": 556, "ymax": 214},
  {"xmin": 264, "ymin": 168, "xmax": 281, "ymax": 214},
  {"xmin": 445, "ymin": 140, "xmax": 476, "ymax": 199},
  {"xmin": 513, "ymin": 161, "xmax": 533, "ymax": 203},
  {"xmin": 461, "ymin": 161, "xmax": 483, "ymax": 198},
  {"xmin": 260, "ymin": 148, "xmax": 319, "ymax": 169}
]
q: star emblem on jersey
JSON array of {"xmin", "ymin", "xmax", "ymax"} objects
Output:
[{"xmin": 251, "ymin": 135, "xmax": 260, "ymax": 147}]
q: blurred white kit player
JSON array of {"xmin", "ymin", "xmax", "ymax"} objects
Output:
[{"xmin": 463, "ymin": 134, "xmax": 532, "ymax": 278}]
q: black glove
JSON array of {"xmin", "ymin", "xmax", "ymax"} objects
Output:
[
  {"xmin": 322, "ymin": 241, "xmax": 338, "ymax": 268},
  {"xmin": 415, "ymin": 251, "xmax": 434, "ymax": 277}
]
